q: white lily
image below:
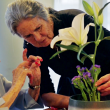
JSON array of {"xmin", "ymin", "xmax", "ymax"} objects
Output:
[{"xmin": 50, "ymin": 13, "xmax": 95, "ymax": 51}]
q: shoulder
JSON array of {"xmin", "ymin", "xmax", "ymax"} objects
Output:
[
  {"xmin": 0, "ymin": 74, "xmax": 5, "ymax": 80},
  {"xmin": 0, "ymin": 74, "xmax": 9, "ymax": 83},
  {"xmin": 58, "ymin": 9, "xmax": 84, "ymax": 16},
  {"xmin": 49, "ymin": 8, "xmax": 84, "ymax": 20},
  {"xmin": 48, "ymin": 8, "xmax": 84, "ymax": 16},
  {"xmin": 52, "ymin": 8, "xmax": 84, "ymax": 18},
  {"xmin": 84, "ymin": 14, "xmax": 94, "ymax": 25},
  {"xmin": 0, "ymin": 73, "xmax": 3, "ymax": 77}
]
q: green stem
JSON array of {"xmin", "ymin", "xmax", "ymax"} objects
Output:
[
  {"xmin": 97, "ymin": 91, "xmax": 100, "ymax": 101},
  {"xmin": 83, "ymin": 78, "xmax": 92, "ymax": 101},
  {"xmin": 92, "ymin": 25, "xmax": 102, "ymax": 101},
  {"xmin": 94, "ymin": 17, "xmax": 97, "ymax": 41},
  {"xmin": 97, "ymin": 26, "xmax": 102, "ymax": 41},
  {"xmin": 81, "ymin": 89, "xmax": 88, "ymax": 101},
  {"xmin": 93, "ymin": 26, "xmax": 102, "ymax": 74}
]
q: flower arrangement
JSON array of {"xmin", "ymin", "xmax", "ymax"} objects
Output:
[{"xmin": 50, "ymin": 0, "xmax": 110, "ymax": 101}]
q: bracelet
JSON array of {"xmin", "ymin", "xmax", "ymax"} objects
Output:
[{"xmin": 28, "ymin": 83, "xmax": 40, "ymax": 90}]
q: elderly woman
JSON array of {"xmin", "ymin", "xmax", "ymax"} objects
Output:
[
  {"xmin": 5, "ymin": 0, "xmax": 110, "ymax": 109},
  {"xmin": 0, "ymin": 55, "xmax": 43, "ymax": 110}
]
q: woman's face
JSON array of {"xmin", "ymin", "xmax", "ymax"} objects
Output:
[{"xmin": 16, "ymin": 17, "xmax": 54, "ymax": 47}]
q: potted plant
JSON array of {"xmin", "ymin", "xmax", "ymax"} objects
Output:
[{"xmin": 50, "ymin": 0, "xmax": 110, "ymax": 109}]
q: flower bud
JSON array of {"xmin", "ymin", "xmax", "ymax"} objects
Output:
[
  {"xmin": 93, "ymin": 2, "xmax": 103, "ymax": 25},
  {"xmin": 82, "ymin": 0, "xmax": 94, "ymax": 16}
]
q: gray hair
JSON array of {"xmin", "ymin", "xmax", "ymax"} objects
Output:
[{"xmin": 5, "ymin": 0, "xmax": 49, "ymax": 35}]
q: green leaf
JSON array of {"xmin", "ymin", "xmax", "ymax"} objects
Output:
[
  {"xmin": 81, "ymin": 54, "xmax": 94, "ymax": 64},
  {"xmin": 77, "ymin": 41, "xmax": 95, "ymax": 64},
  {"xmin": 56, "ymin": 44, "xmax": 80, "ymax": 52},
  {"xmin": 50, "ymin": 50, "xmax": 65, "ymax": 59},
  {"xmin": 99, "ymin": 2, "xmax": 110, "ymax": 16},
  {"xmin": 102, "ymin": 36, "xmax": 110, "ymax": 40},
  {"xmin": 81, "ymin": 55, "xmax": 88, "ymax": 64},
  {"xmin": 56, "ymin": 44, "xmax": 88, "ymax": 56}
]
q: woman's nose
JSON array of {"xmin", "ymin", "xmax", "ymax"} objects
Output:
[{"xmin": 33, "ymin": 32, "xmax": 41, "ymax": 42}]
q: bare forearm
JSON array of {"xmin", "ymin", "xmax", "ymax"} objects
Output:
[
  {"xmin": 42, "ymin": 93, "xmax": 69, "ymax": 109},
  {"xmin": 0, "ymin": 83, "xmax": 22, "ymax": 108}
]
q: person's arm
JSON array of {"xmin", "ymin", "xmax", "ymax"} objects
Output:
[
  {"xmin": 42, "ymin": 93, "xmax": 69, "ymax": 109},
  {"xmin": 0, "ymin": 61, "xmax": 33, "ymax": 108},
  {"xmin": 0, "ymin": 73, "xmax": 43, "ymax": 109},
  {"xmin": 18, "ymin": 55, "xmax": 44, "ymax": 109},
  {"xmin": 23, "ymin": 49, "xmax": 42, "ymax": 101},
  {"xmin": 0, "ymin": 79, "xmax": 25, "ymax": 108},
  {"xmin": 23, "ymin": 43, "xmax": 69, "ymax": 109},
  {"xmin": 0, "ymin": 58, "xmax": 43, "ymax": 109},
  {"xmin": 22, "ymin": 47, "xmax": 68, "ymax": 109},
  {"xmin": 24, "ymin": 89, "xmax": 43, "ymax": 109}
]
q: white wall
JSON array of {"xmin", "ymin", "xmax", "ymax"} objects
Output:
[{"xmin": 0, "ymin": 0, "xmax": 24, "ymax": 81}]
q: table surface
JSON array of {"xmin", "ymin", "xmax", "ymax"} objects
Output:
[
  {"xmin": 45, "ymin": 108, "xmax": 52, "ymax": 110},
  {"xmin": 45, "ymin": 108, "xmax": 66, "ymax": 110},
  {"xmin": 45, "ymin": 108, "xmax": 64, "ymax": 110},
  {"xmin": 33, "ymin": 107, "xmax": 65, "ymax": 110}
]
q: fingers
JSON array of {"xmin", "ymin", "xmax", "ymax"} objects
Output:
[
  {"xmin": 29, "ymin": 62, "xmax": 40, "ymax": 71},
  {"xmin": 95, "ymin": 74, "xmax": 110, "ymax": 96},
  {"xmin": 17, "ymin": 61, "xmax": 29, "ymax": 69},
  {"xmin": 100, "ymin": 88, "xmax": 110, "ymax": 96},
  {"xmin": 28, "ymin": 55, "xmax": 43, "ymax": 62},
  {"xmin": 12, "ymin": 61, "xmax": 29, "ymax": 78},
  {"xmin": 28, "ymin": 55, "xmax": 43, "ymax": 66},
  {"xmin": 23, "ymin": 48, "xmax": 28, "ymax": 61},
  {"xmin": 95, "ymin": 74, "xmax": 110, "ymax": 87},
  {"xmin": 97, "ymin": 80, "xmax": 110, "ymax": 90},
  {"xmin": 100, "ymin": 86, "xmax": 110, "ymax": 96}
]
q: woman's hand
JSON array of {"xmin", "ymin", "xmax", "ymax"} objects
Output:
[
  {"xmin": 23, "ymin": 48, "xmax": 43, "ymax": 101},
  {"xmin": 95, "ymin": 74, "xmax": 110, "ymax": 96},
  {"xmin": 22, "ymin": 48, "xmax": 43, "ymax": 86},
  {"xmin": 28, "ymin": 55, "xmax": 42, "ymax": 86}
]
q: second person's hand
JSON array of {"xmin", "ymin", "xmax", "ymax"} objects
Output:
[{"xmin": 95, "ymin": 74, "xmax": 110, "ymax": 96}]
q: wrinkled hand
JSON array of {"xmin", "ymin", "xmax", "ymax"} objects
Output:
[
  {"xmin": 23, "ymin": 48, "xmax": 43, "ymax": 86},
  {"xmin": 12, "ymin": 61, "xmax": 33, "ymax": 87},
  {"xmin": 95, "ymin": 74, "xmax": 110, "ymax": 96}
]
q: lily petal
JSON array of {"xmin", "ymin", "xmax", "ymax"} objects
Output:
[
  {"xmin": 50, "ymin": 33, "xmax": 76, "ymax": 49},
  {"xmin": 60, "ymin": 40, "xmax": 72, "ymax": 51},
  {"xmin": 59, "ymin": 27, "xmax": 79, "ymax": 44},
  {"xmin": 50, "ymin": 13, "xmax": 89, "ymax": 50},
  {"xmin": 82, "ymin": 35, "xmax": 88, "ymax": 45},
  {"xmin": 81, "ymin": 23, "xmax": 95, "ymax": 44},
  {"xmin": 72, "ymin": 13, "xmax": 85, "ymax": 37},
  {"xmin": 50, "ymin": 36, "xmax": 62, "ymax": 49}
]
